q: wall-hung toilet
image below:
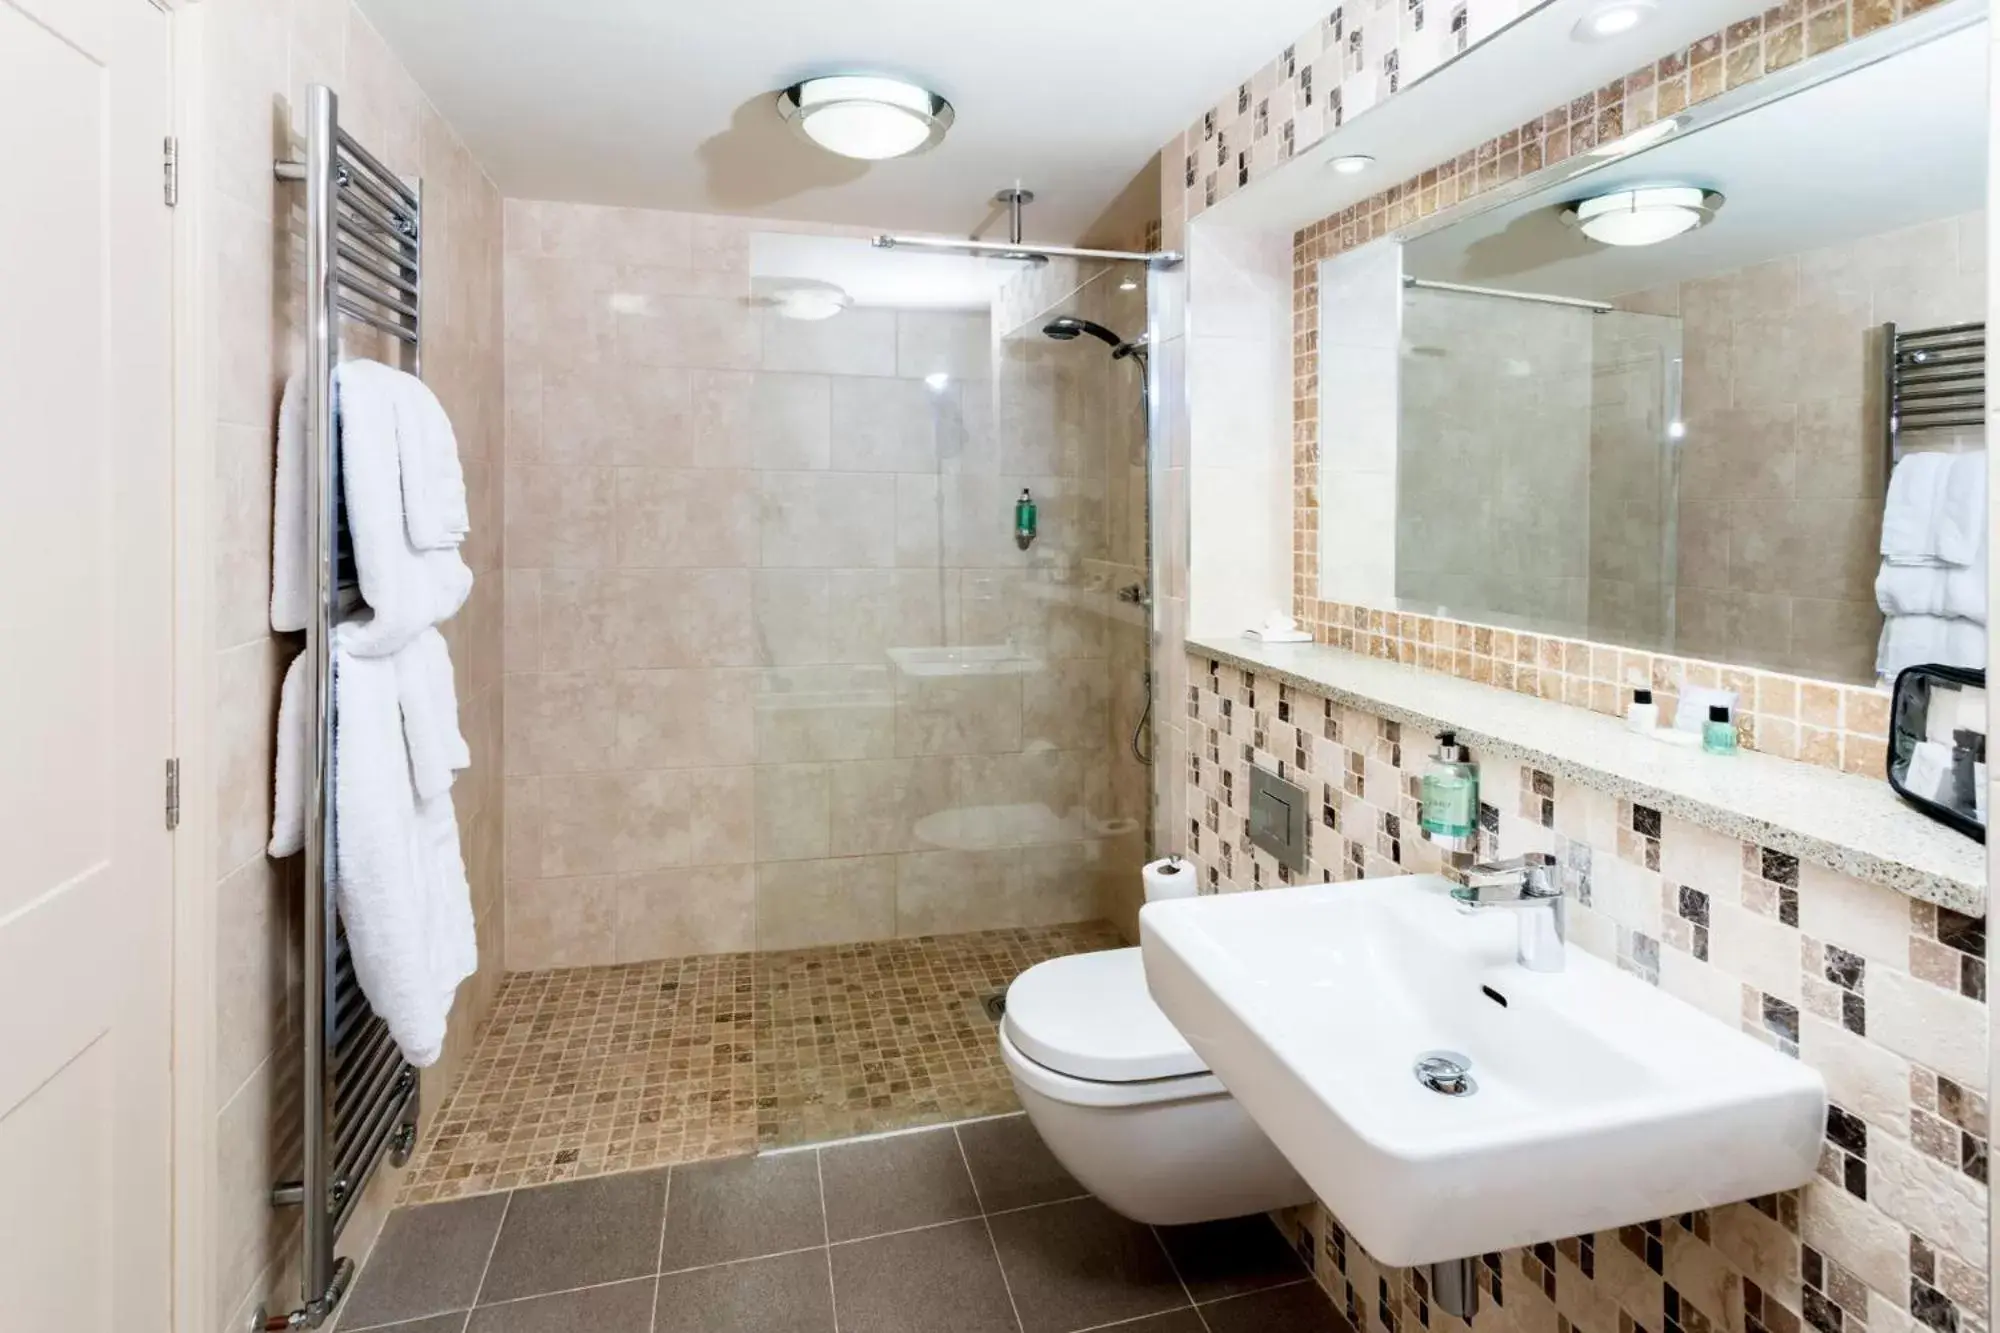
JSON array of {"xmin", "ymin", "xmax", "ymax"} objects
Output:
[{"xmin": 998, "ymin": 947, "xmax": 1312, "ymax": 1225}]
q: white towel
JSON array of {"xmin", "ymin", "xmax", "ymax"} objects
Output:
[
  {"xmin": 381, "ymin": 362, "xmax": 470, "ymax": 552},
  {"xmin": 1881, "ymin": 452, "xmax": 1956, "ymax": 566},
  {"xmin": 333, "ymin": 649, "xmax": 475, "ymax": 1068},
  {"xmin": 1876, "ymin": 558, "xmax": 1988, "ymax": 624},
  {"xmin": 332, "ymin": 362, "xmax": 474, "ymax": 657},
  {"xmin": 1937, "ymin": 451, "xmax": 1988, "ymax": 568},
  {"xmin": 1877, "ymin": 614, "xmax": 1988, "ymax": 680},
  {"xmin": 397, "ymin": 627, "xmax": 470, "ymax": 802},
  {"xmin": 269, "ymin": 649, "xmax": 311, "ymax": 858},
  {"xmin": 271, "ymin": 365, "xmax": 474, "ymax": 651}
]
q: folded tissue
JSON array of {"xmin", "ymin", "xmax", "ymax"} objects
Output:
[{"xmin": 1245, "ymin": 614, "xmax": 1313, "ymax": 644}]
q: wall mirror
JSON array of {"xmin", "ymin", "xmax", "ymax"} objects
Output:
[{"xmin": 1316, "ymin": 6, "xmax": 1988, "ymax": 687}]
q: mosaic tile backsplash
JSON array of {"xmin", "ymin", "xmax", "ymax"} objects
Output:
[{"xmin": 1184, "ymin": 653, "xmax": 1987, "ymax": 1333}]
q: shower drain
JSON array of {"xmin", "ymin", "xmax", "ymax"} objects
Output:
[
  {"xmin": 981, "ymin": 992, "xmax": 1008, "ymax": 1022},
  {"xmin": 1414, "ymin": 1050, "xmax": 1477, "ymax": 1096}
]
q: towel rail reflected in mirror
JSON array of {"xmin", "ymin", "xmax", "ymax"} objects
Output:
[
  {"xmin": 1884, "ymin": 320, "xmax": 1988, "ymax": 483},
  {"xmin": 264, "ymin": 83, "xmax": 424, "ymax": 1332}
]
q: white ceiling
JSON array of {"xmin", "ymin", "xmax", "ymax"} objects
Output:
[
  {"xmin": 353, "ymin": 0, "xmax": 1332, "ymax": 242},
  {"xmin": 1402, "ymin": 18, "xmax": 1990, "ymax": 299}
]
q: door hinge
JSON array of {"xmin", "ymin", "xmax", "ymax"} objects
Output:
[
  {"xmin": 163, "ymin": 136, "xmax": 178, "ymax": 207},
  {"xmin": 165, "ymin": 759, "xmax": 181, "ymax": 830}
]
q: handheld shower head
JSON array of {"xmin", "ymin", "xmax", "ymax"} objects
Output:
[{"xmin": 1042, "ymin": 316, "xmax": 1124, "ymax": 348}]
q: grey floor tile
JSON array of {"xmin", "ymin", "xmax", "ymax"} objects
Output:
[
  {"xmin": 465, "ymin": 1279, "xmax": 657, "ymax": 1332},
  {"xmin": 1155, "ymin": 1214, "xmax": 1309, "ymax": 1303},
  {"xmin": 829, "ymin": 1219, "xmax": 1019, "ymax": 1333},
  {"xmin": 820, "ymin": 1128, "xmax": 982, "ymax": 1242},
  {"xmin": 987, "ymin": 1198, "xmax": 1188, "ymax": 1333},
  {"xmin": 341, "ymin": 1192, "xmax": 510, "ymax": 1329},
  {"xmin": 477, "ymin": 1170, "xmax": 670, "ymax": 1303},
  {"xmin": 659, "ymin": 1152, "xmax": 827, "ymax": 1271},
  {"xmin": 955, "ymin": 1114, "xmax": 1084, "ymax": 1213},
  {"xmin": 1087, "ymin": 1313, "xmax": 1206, "ymax": 1333},
  {"xmin": 654, "ymin": 1249, "xmax": 834, "ymax": 1333},
  {"xmin": 1200, "ymin": 1280, "xmax": 1354, "ymax": 1333},
  {"xmin": 355, "ymin": 1317, "xmax": 471, "ymax": 1333}
]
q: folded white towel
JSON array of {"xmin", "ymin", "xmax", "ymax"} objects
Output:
[
  {"xmin": 1876, "ymin": 558, "xmax": 1987, "ymax": 624},
  {"xmin": 333, "ymin": 362, "xmax": 474, "ymax": 657},
  {"xmin": 269, "ymin": 649, "xmax": 311, "ymax": 858},
  {"xmin": 1877, "ymin": 614, "xmax": 1988, "ymax": 680},
  {"xmin": 397, "ymin": 627, "xmax": 470, "ymax": 802},
  {"xmin": 1936, "ymin": 450, "xmax": 1988, "ymax": 568},
  {"xmin": 272, "ymin": 365, "xmax": 474, "ymax": 652},
  {"xmin": 1881, "ymin": 452, "xmax": 1955, "ymax": 567},
  {"xmin": 373, "ymin": 361, "xmax": 470, "ymax": 552}
]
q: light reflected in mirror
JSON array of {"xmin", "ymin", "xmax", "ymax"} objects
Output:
[{"xmin": 1317, "ymin": 16, "xmax": 1989, "ymax": 687}]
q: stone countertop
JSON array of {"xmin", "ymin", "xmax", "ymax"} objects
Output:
[{"xmin": 1189, "ymin": 636, "xmax": 1986, "ymax": 916}]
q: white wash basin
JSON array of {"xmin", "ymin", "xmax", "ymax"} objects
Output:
[{"xmin": 1140, "ymin": 876, "xmax": 1825, "ymax": 1267}]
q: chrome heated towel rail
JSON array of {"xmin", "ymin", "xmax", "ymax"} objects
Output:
[{"xmin": 265, "ymin": 83, "xmax": 423, "ymax": 1331}]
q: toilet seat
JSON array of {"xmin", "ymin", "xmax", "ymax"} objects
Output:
[{"xmin": 1001, "ymin": 949, "xmax": 1221, "ymax": 1105}]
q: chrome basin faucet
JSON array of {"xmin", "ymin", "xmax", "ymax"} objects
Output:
[{"xmin": 1451, "ymin": 853, "xmax": 1567, "ymax": 973}]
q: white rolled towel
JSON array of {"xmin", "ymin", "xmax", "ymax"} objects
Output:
[{"xmin": 1877, "ymin": 614, "xmax": 1988, "ymax": 680}]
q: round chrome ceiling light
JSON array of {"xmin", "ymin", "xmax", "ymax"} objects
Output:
[
  {"xmin": 1563, "ymin": 186, "xmax": 1724, "ymax": 247},
  {"xmin": 1571, "ymin": 0, "xmax": 1658, "ymax": 42},
  {"xmin": 1327, "ymin": 154, "xmax": 1376, "ymax": 175},
  {"xmin": 777, "ymin": 75, "xmax": 955, "ymax": 160}
]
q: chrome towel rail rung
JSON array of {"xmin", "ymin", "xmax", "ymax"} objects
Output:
[
  {"xmin": 336, "ymin": 155, "xmax": 420, "ymax": 230},
  {"xmin": 337, "ymin": 240, "xmax": 420, "ymax": 298},
  {"xmin": 337, "ymin": 220, "xmax": 420, "ymax": 276},
  {"xmin": 1884, "ymin": 321, "xmax": 1986, "ymax": 482},
  {"xmin": 336, "ymin": 298, "xmax": 420, "ymax": 345},
  {"xmin": 338, "ymin": 269, "xmax": 422, "ymax": 322},
  {"xmin": 335, "ymin": 126, "xmax": 419, "ymax": 208},
  {"xmin": 338, "ymin": 190, "xmax": 421, "ymax": 250}
]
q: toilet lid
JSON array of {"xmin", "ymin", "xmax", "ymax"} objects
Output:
[{"xmin": 1002, "ymin": 948, "xmax": 1209, "ymax": 1083}]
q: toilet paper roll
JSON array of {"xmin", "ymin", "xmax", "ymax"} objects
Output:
[{"xmin": 1143, "ymin": 856, "xmax": 1197, "ymax": 903}]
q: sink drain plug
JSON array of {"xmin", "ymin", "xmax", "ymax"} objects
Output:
[{"xmin": 1414, "ymin": 1050, "xmax": 1476, "ymax": 1096}]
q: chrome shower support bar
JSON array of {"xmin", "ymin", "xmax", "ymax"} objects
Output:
[
  {"xmin": 872, "ymin": 234, "xmax": 1182, "ymax": 268},
  {"xmin": 1403, "ymin": 275, "xmax": 1614, "ymax": 313}
]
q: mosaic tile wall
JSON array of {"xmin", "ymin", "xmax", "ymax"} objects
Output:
[
  {"xmin": 1183, "ymin": 653, "xmax": 1989, "ymax": 1333},
  {"xmin": 1274, "ymin": 1, "xmax": 1950, "ymax": 774}
]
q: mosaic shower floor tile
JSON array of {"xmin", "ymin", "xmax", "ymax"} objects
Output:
[{"xmin": 396, "ymin": 921, "xmax": 1125, "ymax": 1204}]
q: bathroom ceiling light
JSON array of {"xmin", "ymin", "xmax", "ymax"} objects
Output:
[
  {"xmin": 768, "ymin": 281, "xmax": 851, "ymax": 321},
  {"xmin": 1327, "ymin": 154, "xmax": 1376, "ymax": 175},
  {"xmin": 1564, "ymin": 186, "xmax": 1723, "ymax": 247},
  {"xmin": 777, "ymin": 75, "xmax": 954, "ymax": 160},
  {"xmin": 923, "ymin": 371, "xmax": 951, "ymax": 392},
  {"xmin": 1571, "ymin": 0, "xmax": 1658, "ymax": 42},
  {"xmin": 1586, "ymin": 117, "xmax": 1680, "ymax": 159}
]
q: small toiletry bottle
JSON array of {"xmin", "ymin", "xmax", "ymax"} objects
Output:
[
  {"xmin": 1014, "ymin": 489, "xmax": 1037, "ymax": 549},
  {"xmin": 1420, "ymin": 732, "xmax": 1479, "ymax": 852},
  {"xmin": 1702, "ymin": 704, "xmax": 1737, "ymax": 755},
  {"xmin": 1627, "ymin": 687, "xmax": 1658, "ymax": 735}
]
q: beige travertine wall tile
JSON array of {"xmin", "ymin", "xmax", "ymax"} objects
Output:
[
  {"xmin": 613, "ymin": 865, "xmax": 755, "ymax": 961},
  {"xmin": 505, "ymin": 876, "xmax": 617, "ymax": 969},
  {"xmin": 754, "ymin": 856, "xmax": 897, "ymax": 949}
]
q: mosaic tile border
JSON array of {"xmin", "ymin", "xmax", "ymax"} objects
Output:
[
  {"xmin": 1182, "ymin": 653, "xmax": 1988, "ymax": 1333},
  {"xmin": 1266, "ymin": 1, "xmax": 1942, "ymax": 775},
  {"xmin": 1296, "ymin": 602, "xmax": 1894, "ymax": 776}
]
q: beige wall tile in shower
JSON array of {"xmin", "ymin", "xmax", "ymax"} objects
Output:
[
  {"xmin": 755, "ymin": 665, "xmax": 897, "ymax": 763},
  {"xmin": 894, "ymin": 673, "xmax": 1024, "ymax": 757},
  {"xmin": 752, "ymin": 570, "xmax": 833, "ymax": 666},
  {"xmin": 686, "ymin": 766, "xmax": 755, "ymax": 866},
  {"xmin": 682, "ymin": 369, "xmax": 758, "ymax": 470},
  {"xmin": 615, "ymin": 294, "xmax": 761, "ymax": 370},
  {"xmin": 503, "ymin": 671, "xmax": 619, "ymax": 775},
  {"xmin": 758, "ymin": 471, "xmax": 899, "ymax": 568},
  {"xmin": 896, "ymin": 311, "xmax": 991, "ymax": 382},
  {"xmin": 894, "ymin": 472, "xmax": 943, "ymax": 569},
  {"xmin": 504, "ymin": 776, "xmax": 542, "ymax": 882},
  {"xmin": 505, "ymin": 876, "xmax": 618, "ymax": 970},
  {"xmin": 830, "ymin": 377, "xmax": 941, "ymax": 473},
  {"xmin": 613, "ymin": 467, "xmax": 760, "ymax": 568},
  {"xmin": 503, "ymin": 568, "xmax": 541, "ymax": 672},
  {"xmin": 759, "ymin": 306, "xmax": 896, "ymax": 377},
  {"xmin": 534, "ymin": 361, "xmax": 690, "ymax": 468},
  {"xmin": 615, "ymin": 568, "xmax": 757, "ymax": 668},
  {"xmin": 1016, "ymin": 842, "xmax": 1107, "ymax": 926},
  {"xmin": 538, "ymin": 771, "xmax": 637, "ymax": 877},
  {"xmin": 537, "ymin": 202, "xmax": 692, "ymax": 267},
  {"xmin": 1023, "ymin": 658, "xmax": 1112, "ymax": 753},
  {"xmin": 215, "ymin": 638, "xmax": 284, "ymax": 875},
  {"xmin": 615, "ymin": 669, "xmax": 757, "ymax": 769},
  {"xmin": 746, "ymin": 372, "xmax": 832, "ymax": 471},
  {"xmin": 755, "ymin": 763, "xmax": 832, "ymax": 862},
  {"xmin": 825, "ymin": 570, "xmax": 944, "ymax": 664},
  {"xmin": 613, "ymin": 865, "xmax": 755, "ymax": 961},
  {"xmin": 505, "ymin": 465, "xmax": 617, "ymax": 569},
  {"xmin": 829, "ymin": 756, "xmax": 958, "ymax": 857},
  {"xmin": 755, "ymin": 856, "xmax": 897, "ymax": 950},
  {"xmin": 893, "ymin": 848, "xmax": 1022, "ymax": 936}
]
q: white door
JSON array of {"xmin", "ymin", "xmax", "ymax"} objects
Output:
[{"xmin": 0, "ymin": 0, "xmax": 176, "ymax": 1330}]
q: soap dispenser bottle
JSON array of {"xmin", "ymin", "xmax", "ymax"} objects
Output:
[{"xmin": 1420, "ymin": 732, "xmax": 1479, "ymax": 853}]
